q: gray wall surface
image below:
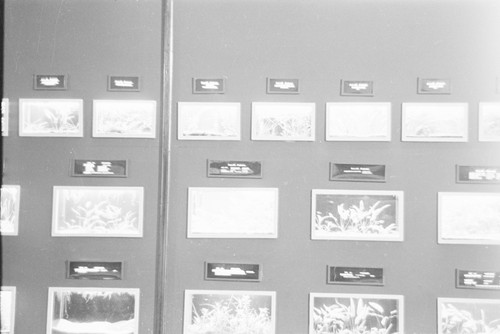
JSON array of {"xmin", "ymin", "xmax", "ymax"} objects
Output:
[
  {"xmin": 2, "ymin": 0, "xmax": 500, "ymax": 333},
  {"xmin": 167, "ymin": 0, "xmax": 500, "ymax": 333},
  {"xmin": 2, "ymin": 1, "xmax": 162, "ymax": 333}
]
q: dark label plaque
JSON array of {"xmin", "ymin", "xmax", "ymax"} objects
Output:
[
  {"xmin": 456, "ymin": 165, "xmax": 500, "ymax": 184},
  {"xmin": 330, "ymin": 163, "xmax": 386, "ymax": 182},
  {"xmin": 34, "ymin": 74, "xmax": 68, "ymax": 90},
  {"xmin": 456, "ymin": 269, "xmax": 500, "ymax": 289},
  {"xmin": 418, "ymin": 78, "xmax": 452, "ymax": 94},
  {"xmin": 341, "ymin": 80, "xmax": 374, "ymax": 96},
  {"xmin": 108, "ymin": 76, "xmax": 140, "ymax": 91},
  {"xmin": 72, "ymin": 159, "xmax": 127, "ymax": 177},
  {"xmin": 328, "ymin": 266, "xmax": 384, "ymax": 286},
  {"xmin": 267, "ymin": 78, "xmax": 299, "ymax": 94},
  {"xmin": 67, "ymin": 261, "xmax": 123, "ymax": 280},
  {"xmin": 207, "ymin": 160, "xmax": 262, "ymax": 178},
  {"xmin": 192, "ymin": 78, "xmax": 225, "ymax": 94},
  {"xmin": 205, "ymin": 262, "xmax": 261, "ymax": 281}
]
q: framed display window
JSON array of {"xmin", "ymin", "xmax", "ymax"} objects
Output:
[
  {"xmin": 19, "ymin": 99, "xmax": 84, "ymax": 137},
  {"xmin": 438, "ymin": 298, "xmax": 500, "ymax": 334},
  {"xmin": 1, "ymin": 98, "xmax": 8, "ymax": 136},
  {"xmin": 187, "ymin": 187, "xmax": 279, "ymax": 238},
  {"xmin": 0, "ymin": 286, "xmax": 16, "ymax": 334},
  {"xmin": 312, "ymin": 189, "xmax": 404, "ymax": 241},
  {"xmin": 92, "ymin": 99, "xmax": 157, "ymax": 138},
  {"xmin": 251, "ymin": 102, "xmax": 316, "ymax": 141},
  {"xmin": 401, "ymin": 103, "xmax": 468, "ymax": 142},
  {"xmin": 52, "ymin": 186, "xmax": 144, "ymax": 237},
  {"xmin": 438, "ymin": 192, "xmax": 500, "ymax": 245},
  {"xmin": 184, "ymin": 290, "xmax": 276, "ymax": 334},
  {"xmin": 478, "ymin": 102, "xmax": 500, "ymax": 142},
  {"xmin": 177, "ymin": 102, "xmax": 241, "ymax": 140},
  {"xmin": 325, "ymin": 102, "xmax": 391, "ymax": 141},
  {"xmin": 310, "ymin": 293, "xmax": 403, "ymax": 334},
  {"xmin": 46, "ymin": 287, "xmax": 140, "ymax": 334},
  {"xmin": 1, "ymin": 185, "xmax": 20, "ymax": 236}
]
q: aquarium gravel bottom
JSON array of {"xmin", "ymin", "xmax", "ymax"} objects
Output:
[{"xmin": 51, "ymin": 318, "xmax": 135, "ymax": 334}]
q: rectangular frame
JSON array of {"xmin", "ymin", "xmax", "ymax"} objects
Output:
[
  {"xmin": 325, "ymin": 102, "xmax": 391, "ymax": 141},
  {"xmin": 204, "ymin": 262, "xmax": 262, "ymax": 282},
  {"xmin": 184, "ymin": 289, "xmax": 276, "ymax": 334},
  {"xmin": 329, "ymin": 163, "xmax": 386, "ymax": 182},
  {"xmin": 52, "ymin": 186, "xmax": 144, "ymax": 237},
  {"xmin": 66, "ymin": 261, "xmax": 124, "ymax": 280},
  {"xmin": 0, "ymin": 286, "xmax": 16, "ymax": 334},
  {"xmin": 187, "ymin": 187, "xmax": 279, "ymax": 238},
  {"xmin": 1, "ymin": 185, "xmax": 20, "ymax": 236},
  {"xmin": 192, "ymin": 78, "xmax": 225, "ymax": 94},
  {"xmin": 417, "ymin": 77, "xmax": 452, "ymax": 94},
  {"xmin": 309, "ymin": 293, "xmax": 403, "ymax": 334},
  {"xmin": 251, "ymin": 102, "xmax": 315, "ymax": 141},
  {"xmin": 46, "ymin": 287, "xmax": 140, "ymax": 334},
  {"xmin": 71, "ymin": 159, "xmax": 128, "ymax": 178},
  {"xmin": 327, "ymin": 266, "xmax": 384, "ymax": 286},
  {"xmin": 92, "ymin": 99, "xmax": 157, "ymax": 138},
  {"xmin": 438, "ymin": 298, "xmax": 500, "ymax": 334},
  {"xmin": 438, "ymin": 192, "xmax": 500, "ymax": 245},
  {"xmin": 107, "ymin": 75, "xmax": 140, "ymax": 91},
  {"xmin": 33, "ymin": 74, "xmax": 68, "ymax": 90},
  {"xmin": 312, "ymin": 189, "xmax": 404, "ymax": 241},
  {"xmin": 266, "ymin": 78, "xmax": 300, "ymax": 94},
  {"xmin": 456, "ymin": 269, "xmax": 500, "ymax": 290},
  {"xmin": 401, "ymin": 103, "xmax": 468, "ymax": 142},
  {"xmin": 456, "ymin": 165, "xmax": 500, "ymax": 184},
  {"xmin": 478, "ymin": 102, "xmax": 500, "ymax": 142},
  {"xmin": 340, "ymin": 80, "xmax": 374, "ymax": 96},
  {"xmin": 1, "ymin": 98, "xmax": 8, "ymax": 136},
  {"xmin": 207, "ymin": 159, "xmax": 263, "ymax": 178},
  {"xmin": 19, "ymin": 99, "xmax": 84, "ymax": 137},
  {"xmin": 177, "ymin": 102, "xmax": 241, "ymax": 140}
]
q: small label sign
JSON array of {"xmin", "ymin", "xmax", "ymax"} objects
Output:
[
  {"xmin": 267, "ymin": 78, "xmax": 299, "ymax": 94},
  {"xmin": 67, "ymin": 261, "xmax": 123, "ymax": 280},
  {"xmin": 456, "ymin": 165, "xmax": 500, "ymax": 184},
  {"xmin": 330, "ymin": 163, "xmax": 386, "ymax": 182},
  {"xmin": 205, "ymin": 262, "xmax": 261, "ymax": 282},
  {"xmin": 456, "ymin": 269, "xmax": 500, "ymax": 290},
  {"xmin": 341, "ymin": 80, "xmax": 374, "ymax": 96},
  {"xmin": 418, "ymin": 78, "xmax": 452, "ymax": 94},
  {"xmin": 193, "ymin": 78, "xmax": 225, "ymax": 94},
  {"xmin": 72, "ymin": 159, "xmax": 127, "ymax": 177},
  {"xmin": 108, "ymin": 76, "xmax": 140, "ymax": 91},
  {"xmin": 328, "ymin": 266, "xmax": 384, "ymax": 286},
  {"xmin": 34, "ymin": 74, "xmax": 68, "ymax": 90},
  {"xmin": 207, "ymin": 160, "xmax": 262, "ymax": 178}
]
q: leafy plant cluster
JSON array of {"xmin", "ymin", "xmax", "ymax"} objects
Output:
[
  {"xmin": 313, "ymin": 298, "xmax": 398, "ymax": 334},
  {"xmin": 315, "ymin": 200, "xmax": 396, "ymax": 235},
  {"xmin": 441, "ymin": 303, "xmax": 500, "ymax": 334},
  {"xmin": 66, "ymin": 200, "xmax": 137, "ymax": 233},
  {"xmin": 0, "ymin": 188, "xmax": 16, "ymax": 227},
  {"xmin": 58, "ymin": 291, "xmax": 135, "ymax": 322},
  {"xmin": 25, "ymin": 107, "xmax": 79, "ymax": 133},
  {"xmin": 259, "ymin": 116, "xmax": 311, "ymax": 137},
  {"xmin": 99, "ymin": 110, "xmax": 153, "ymax": 134},
  {"xmin": 188, "ymin": 295, "xmax": 272, "ymax": 334}
]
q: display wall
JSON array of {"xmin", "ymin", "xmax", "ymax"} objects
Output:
[
  {"xmin": 2, "ymin": 0, "xmax": 500, "ymax": 333},
  {"xmin": 166, "ymin": 0, "xmax": 500, "ymax": 333},
  {"xmin": 2, "ymin": 1, "xmax": 163, "ymax": 333}
]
